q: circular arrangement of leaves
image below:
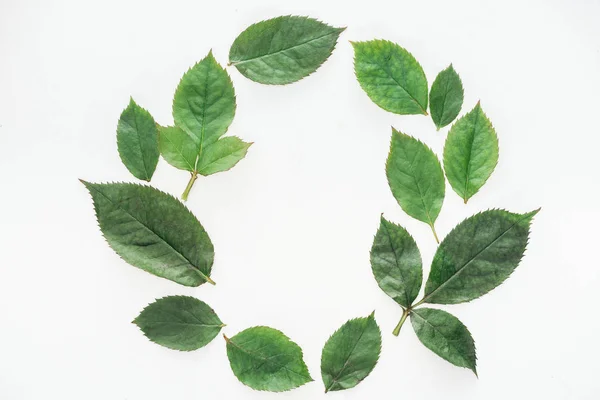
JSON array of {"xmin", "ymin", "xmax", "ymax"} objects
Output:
[{"xmin": 81, "ymin": 15, "xmax": 539, "ymax": 393}]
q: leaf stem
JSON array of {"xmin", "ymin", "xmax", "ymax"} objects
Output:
[
  {"xmin": 392, "ymin": 308, "xmax": 410, "ymax": 336},
  {"xmin": 181, "ymin": 171, "xmax": 198, "ymax": 201},
  {"xmin": 430, "ymin": 223, "xmax": 440, "ymax": 244}
]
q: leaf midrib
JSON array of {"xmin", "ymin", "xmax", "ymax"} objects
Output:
[
  {"xmin": 230, "ymin": 30, "xmax": 340, "ymax": 66},
  {"xmin": 89, "ymin": 185, "xmax": 211, "ymax": 283},
  {"xmin": 462, "ymin": 108, "xmax": 481, "ymax": 200},
  {"xmin": 380, "ymin": 221, "xmax": 411, "ymax": 306},
  {"xmin": 423, "ymin": 213, "xmax": 527, "ymax": 303},
  {"xmin": 325, "ymin": 323, "xmax": 369, "ymax": 392}
]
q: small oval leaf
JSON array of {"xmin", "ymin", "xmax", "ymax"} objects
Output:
[
  {"xmin": 424, "ymin": 209, "xmax": 539, "ymax": 304},
  {"xmin": 158, "ymin": 125, "xmax": 198, "ymax": 172},
  {"xmin": 386, "ymin": 129, "xmax": 445, "ymax": 240},
  {"xmin": 410, "ymin": 308, "xmax": 477, "ymax": 375},
  {"xmin": 117, "ymin": 98, "xmax": 159, "ymax": 181},
  {"xmin": 229, "ymin": 16, "xmax": 345, "ymax": 85},
  {"xmin": 225, "ymin": 326, "xmax": 313, "ymax": 392},
  {"xmin": 173, "ymin": 51, "xmax": 236, "ymax": 148},
  {"xmin": 81, "ymin": 181, "xmax": 215, "ymax": 287},
  {"xmin": 133, "ymin": 296, "xmax": 223, "ymax": 351},
  {"xmin": 197, "ymin": 136, "xmax": 252, "ymax": 176},
  {"xmin": 353, "ymin": 40, "xmax": 428, "ymax": 115},
  {"xmin": 370, "ymin": 216, "xmax": 422, "ymax": 308},
  {"xmin": 429, "ymin": 65, "xmax": 464, "ymax": 129},
  {"xmin": 321, "ymin": 313, "xmax": 382, "ymax": 392},
  {"xmin": 443, "ymin": 103, "xmax": 499, "ymax": 203}
]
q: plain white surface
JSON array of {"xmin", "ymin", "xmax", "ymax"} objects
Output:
[{"xmin": 1, "ymin": 0, "xmax": 600, "ymax": 398}]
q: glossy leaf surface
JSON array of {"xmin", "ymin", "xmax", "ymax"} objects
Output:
[
  {"xmin": 117, "ymin": 98, "xmax": 159, "ymax": 181},
  {"xmin": 370, "ymin": 216, "xmax": 422, "ymax": 307},
  {"xmin": 443, "ymin": 103, "xmax": 499, "ymax": 202},
  {"xmin": 353, "ymin": 40, "xmax": 428, "ymax": 115},
  {"xmin": 429, "ymin": 65, "xmax": 464, "ymax": 129},
  {"xmin": 411, "ymin": 308, "xmax": 477, "ymax": 374},
  {"xmin": 225, "ymin": 326, "xmax": 313, "ymax": 392},
  {"xmin": 424, "ymin": 209, "xmax": 538, "ymax": 304},
  {"xmin": 133, "ymin": 296, "xmax": 223, "ymax": 351},
  {"xmin": 81, "ymin": 181, "xmax": 214, "ymax": 286},
  {"xmin": 321, "ymin": 313, "xmax": 382, "ymax": 392},
  {"xmin": 229, "ymin": 16, "xmax": 345, "ymax": 85}
]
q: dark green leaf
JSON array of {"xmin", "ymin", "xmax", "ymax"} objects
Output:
[
  {"xmin": 321, "ymin": 313, "xmax": 382, "ymax": 393},
  {"xmin": 116, "ymin": 98, "xmax": 159, "ymax": 181},
  {"xmin": 225, "ymin": 326, "xmax": 313, "ymax": 392},
  {"xmin": 81, "ymin": 181, "xmax": 215, "ymax": 287},
  {"xmin": 229, "ymin": 16, "xmax": 345, "ymax": 85},
  {"xmin": 370, "ymin": 216, "xmax": 422, "ymax": 308},
  {"xmin": 173, "ymin": 51, "xmax": 236, "ymax": 149},
  {"xmin": 386, "ymin": 129, "xmax": 445, "ymax": 241},
  {"xmin": 352, "ymin": 40, "xmax": 428, "ymax": 115},
  {"xmin": 410, "ymin": 308, "xmax": 477, "ymax": 374},
  {"xmin": 443, "ymin": 103, "xmax": 499, "ymax": 203},
  {"xmin": 133, "ymin": 296, "xmax": 223, "ymax": 351},
  {"xmin": 429, "ymin": 65, "xmax": 464, "ymax": 129},
  {"xmin": 423, "ymin": 209, "xmax": 539, "ymax": 304},
  {"xmin": 197, "ymin": 136, "xmax": 252, "ymax": 176},
  {"xmin": 158, "ymin": 125, "xmax": 198, "ymax": 172}
]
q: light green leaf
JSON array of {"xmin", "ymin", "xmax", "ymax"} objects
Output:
[
  {"xmin": 443, "ymin": 103, "xmax": 499, "ymax": 203},
  {"xmin": 173, "ymin": 51, "xmax": 236, "ymax": 148},
  {"xmin": 410, "ymin": 308, "xmax": 477, "ymax": 375},
  {"xmin": 197, "ymin": 136, "xmax": 253, "ymax": 176},
  {"xmin": 423, "ymin": 209, "xmax": 539, "ymax": 304},
  {"xmin": 158, "ymin": 125, "xmax": 198, "ymax": 172},
  {"xmin": 352, "ymin": 40, "xmax": 428, "ymax": 115},
  {"xmin": 81, "ymin": 181, "xmax": 215, "ymax": 287},
  {"xmin": 386, "ymin": 128, "xmax": 445, "ymax": 242},
  {"xmin": 116, "ymin": 98, "xmax": 159, "ymax": 181},
  {"xmin": 229, "ymin": 16, "xmax": 345, "ymax": 85},
  {"xmin": 225, "ymin": 326, "xmax": 313, "ymax": 392},
  {"xmin": 321, "ymin": 313, "xmax": 382, "ymax": 393},
  {"xmin": 370, "ymin": 216, "xmax": 422, "ymax": 308},
  {"xmin": 133, "ymin": 296, "xmax": 223, "ymax": 351},
  {"xmin": 429, "ymin": 64, "xmax": 464, "ymax": 129}
]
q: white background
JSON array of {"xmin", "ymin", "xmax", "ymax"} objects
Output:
[{"xmin": 1, "ymin": 0, "xmax": 599, "ymax": 399}]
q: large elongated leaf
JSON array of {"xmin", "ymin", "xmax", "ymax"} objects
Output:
[
  {"xmin": 410, "ymin": 308, "xmax": 477, "ymax": 375},
  {"xmin": 429, "ymin": 65, "xmax": 464, "ymax": 129},
  {"xmin": 196, "ymin": 136, "xmax": 253, "ymax": 176},
  {"xmin": 229, "ymin": 16, "xmax": 345, "ymax": 85},
  {"xmin": 443, "ymin": 103, "xmax": 499, "ymax": 203},
  {"xmin": 353, "ymin": 40, "xmax": 428, "ymax": 115},
  {"xmin": 81, "ymin": 181, "xmax": 215, "ymax": 286},
  {"xmin": 370, "ymin": 216, "xmax": 422, "ymax": 308},
  {"xmin": 173, "ymin": 51, "xmax": 236, "ymax": 149},
  {"xmin": 386, "ymin": 129, "xmax": 445, "ymax": 241},
  {"xmin": 321, "ymin": 313, "xmax": 382, "ymax": 392},
  {"xmin": 116, "ymin": 98, "xmax": 159, "ymax": 181},
  {"xmin": 423, "ymin": 209, "xmax": 539, "ymax": 304},
  {"xmin": 225, "ymin": 326, "xmax": 313, "ymax": 392},
  {"xmin": 133, "ymin": 296, "xmax": 223, "ymax": 351}
]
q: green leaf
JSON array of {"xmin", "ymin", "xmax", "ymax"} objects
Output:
[
  {"xmin": 410, "ymin": 308, "xmax": 477, "ymax": 375},
  {"xmin": 81, "ymin": 181, "xmax": 215, "ymax": 287},
  {"xmin": 386, "ymin": 129, "xmax": 445, "ymax": 242},
  {"xmin": 443, "ymin": 103, "xmax": 499, "ymax": 203},
  {"xmin": 158, "ymin": 125, "xmax": 198, "ymax": 172},
  {"xmin": 352, "ymin": 40, "xmax": 428, "ymax": 115},
  {"xmin": 116, "ymin": 98, "xmax": 159, "ymax": 181},
  {"xmin": 423, "ymin": 209, "xmax": 539, "ymax": 304},
  {"xmin": 173, "ymin": 51, "xmax": 236, "ymax": 149},
  {"xmin": 429, "ymin": 65, "xmax": 464, "ymax": 129},
  {"xmin": 133, "ymin": 296, "xmax": 223, "ymax": 351},
  {"xmin": 321, "ymin": 313, "xmax": 382, "ymax": 393},
  {"xmin": 225, "ymin": 326, "xmax": 313, "ymax": 392},
  {"xmin": 229, "ymin": 16, "xmax": 345, "ymax": 85},
  {"xmin": 370, "ymin": 216, "xmax": 422, "ymax": 308},
  {"xmin": 197, "ymin": 136, "xmax": 252, "ymax": 176}
]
